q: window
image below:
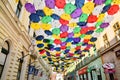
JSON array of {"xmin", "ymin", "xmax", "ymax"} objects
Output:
[
  {"xmin": 16, "ymin": 1, "xmax": 22, "ymax": 18},
  {"xmin": 113, "ymin": 22, "xmax": 120, "ymax": 41},
  {"xmin": 103, "ymin": 34, "xmax": 110, "ymax": 48},
  {"xmin": 0, "ymin": 41, "xmax": 9, "ymax": 79},
  {"xmin": 17, "ymin": 52, "xmax": 24, "ymax": 80},
  {"xmin": 33, "ymin": 32, "xmax": 36, "ymax": 38}
]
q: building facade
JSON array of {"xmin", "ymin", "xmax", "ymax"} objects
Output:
[
  {"xmin": 0, "ymin": 0, "xmax": 51, "ymax": 80},
  {"xmin": 95, "ymin": 11, "xmax": 120, "ymax": 80},
  {"xmin": 73, "ymin": 8, "xmax": 120, "ymax": 80}
]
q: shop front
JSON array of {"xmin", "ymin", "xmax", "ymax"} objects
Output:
[
  {"xmin": 78, "ymin": 66, "xmax": 88, "ymax": 80},
  {"xmin": 87, "ymin": 58, "xmax": 106, "ymax": 80}
]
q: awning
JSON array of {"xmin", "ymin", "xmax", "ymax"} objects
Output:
[
  {"xmin": 78, "ymin": 66, "xmax": 88, "ymax": 75},
  {"xmin": 104, "ymin": 68, "xmax": 116, "ymax": 74}
]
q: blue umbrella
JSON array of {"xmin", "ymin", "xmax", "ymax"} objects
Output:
[
  {"xmin": 36, "ymin": 10, "xmax": 45, "ymax": 17},
  {"xmin": 29, "ymin": 13, "xmax": 40, "ymax": 22},
  {"xmin": 51, "ymin": 14, "xmax": 60, "ymax": 20},
  {"xmin": 36, "ymin": 35, "xmax": 44, "ymax": 40}
]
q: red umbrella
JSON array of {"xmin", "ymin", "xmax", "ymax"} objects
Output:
[
  {"xmin": 54, "ymin": 39, "xmax": 62, "ymax": 45},
  {"xmin": 75, "ymin": 46, "xmax": 81, "ymax": 50},
  {"xmin": 61, "ymin": 46, "xmax": 66, "ymax": 50},
  {"xmin": 60, "ymin": 32, "xmax": 68, "ymax": 38},
  {"xmin": 80, "ymin": 27, "xmax": 88, "ymax": 34},
  {"xmin": 55, "ymin": 0, "xmax": 66, "ymax": 8},
  {"xmin": 59, "ymin": 18, "xmax": 69, "ymax": 25},
  {"xmin": 87, "ymin": 15, "xmax": 98, "ymax": 23},
  {"xmin": 107, "ymin": 5, "xmax": 119, "ymax": 15}
]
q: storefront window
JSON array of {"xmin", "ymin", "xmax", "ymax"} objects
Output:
[
  {"xmin": 109, "ymin": 73, "xmax": 114, "ymax": 80},
  {"xmin": 0, "ymin": 41, "xmax": 9, "ymax": 79}
]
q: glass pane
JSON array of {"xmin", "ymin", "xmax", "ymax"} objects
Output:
[{"xmin": 0, "ymin": 53, "xmax": 6, "ymax": 65}]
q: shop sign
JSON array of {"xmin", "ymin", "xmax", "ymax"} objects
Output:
[
  {"xmin": 78, "ymin": 67, "xmax": 88, "ymax": 75},
  {"xmin": 104, "ymin": 68, "xmax": 115, "ymax": 73},
  {"xmin": 115, "ymin": 50, "xmax": 120, "ymax": 57},
  {"xmin": 34, "ymin": 69, "xmax": 39, "ymax": 76},
  {"xmin": 102, "ymin": 63, "xmax": 114, "ymax": 69},
  {"xmin": 28, "ymin": 65, "xmax": 35, "ymax": 74}
]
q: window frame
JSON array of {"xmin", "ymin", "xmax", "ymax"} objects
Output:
[
  {"xmin": 0, "ymin": 41, "xmax": 9, "ymax": 79},
  {"xmin": 113, "ymin": 22, "xmax": 120, "ymax": 41},
  {"xmin": 103, "ymin": 34, "xmax": 110, "ymax": 48},
  {"xmin": 16, "ymin": 0, "xmax": 22, "ymax": 18}
]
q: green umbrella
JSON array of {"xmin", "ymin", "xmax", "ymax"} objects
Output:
[
  {"xmin": 41, "ymin": 16, "xmax": 52, "ymax": 23},
  {"xmin": 95, "ymin": 28, "xmax": 104, "ymax": 33},
  {"xmin": 79, "ymin": 13, "xmax": 88, "ymax": 22},
  {"xmin": 73, "ymin": 27, "xmax": 81, "ymax": 33},
  {"xmin": 105, "ymin": 0, "xmax": 112, "ymax": 5},
  {"xmin": 52, "ymin": 28, "xmax": 60, "ymax": 35},
  {"xmin": 61, "ymin": 38, "xmax": 67, "ymax": 42},
  {"xmin": 80, "ymin": 34, "xmax": 86, "ymax": 38},
  {"xmin": 95, "ymin": 22, "xmax": 102, "ymax": 28},
  {"xmin": 64, "ymin": 3, "xmax": 76, "ymax": 14},
  {"xmin": 76, "ymin": 42, "xmax": 83, "ymax": 46}
]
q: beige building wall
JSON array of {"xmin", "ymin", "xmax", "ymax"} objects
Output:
[
  {"xmin": 0, "ymin": 0, "xmax": 36, "ymax": 80},
  {"xmin": 95, "ymin": 11, "xmax": 120, "ymax": 80}
]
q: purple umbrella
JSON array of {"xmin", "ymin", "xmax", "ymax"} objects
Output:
[
  {"xmin": 71, "ymin": 8, "xmax": 82, "ymax": 19},
  {"xmin": 100, "ymin": 23, "xmax": 109, "ymax": 28},
  {"xmin": 25, "ymin": 3, "xmax": 36, "ymax": 13},
  {"xmin": 94, "ymin": 0, "xmax": 106, "ymax": 5},
  {"xmin": 68, "ymin": 32, "xmax": 74, "ymax": 38},
  {"xmin": 73, "ymin": 38, "xmax": 81, "ymax": 43},
  {"xmin": 60, "ymin": 25, "xmax": 69, "ymax": 32},
  {"xmin": 60, "ymin": 42, "xmax": 66, "ymax": 46},
  {"xmin": 45, "ymin": 0, "xmax": 55, "ymax": 9}
]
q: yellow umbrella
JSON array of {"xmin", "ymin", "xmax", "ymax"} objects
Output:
[
  {"xmin": 113, "ymin": 0, "xmax": 120, "ymax": 4},
  {"xmin": 60, "ymin": 13, "xmax": 71, "ymax": 20},
  {"xmin": 66, "ymin": 42, "xmax": 72, "ymax": 46},
  {"xmin": 82, "ymin": 2, "xmax": 94, "ymax": 14},
  {"xmin": 41, "ymin": 23, "xmax": 51, "ymax": 30},
  {"xmin": 68, "ymin": 22, "xmax": 77, "ymax": 28},
  {"xmin": 30, "ymin": 22, "xmax": 41, "ymax": 30},
  {"xmin": 43, "ymin": 7, "xmax": 53, "ymax": 16},
  {"xmin": 97, "ymin": 14, "xmax": 105, "ymax": 22},
  {"xmin": 52, "ymin": 34, "xmax": 60, "ymax": 39},
  {"xmin": 74, "ymin": 33, "xmax": 81, "ymax": 37},
  {"xmin": 84, "ymin": 35, "xmax": 92, "ymax": 39}
]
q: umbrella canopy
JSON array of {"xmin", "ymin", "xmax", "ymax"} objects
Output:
[{"xmin": 25, "ymin": 0, "xmax": 120, "ymax": 72}]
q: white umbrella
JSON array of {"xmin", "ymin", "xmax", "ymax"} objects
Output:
[{"xmin": 92, "ymin": 5, "xmax": 103, "ymax": 16}]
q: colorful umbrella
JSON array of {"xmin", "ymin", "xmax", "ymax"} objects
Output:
[
  {"xmin": 82, "ymin": 2, "xmax": 94, "ymax": 14},
  {"xmin": 29, "ymin": 13, "xmax": 40, "ymax": 22},
  {"xmin": 60, "ymin": 25, "xmax": 69, "ymax": 32},
  {"xmin": 45, "ymin": 0, "xmax": 55, "ymax": 9},
  {"xmin": 71, "ymin": 8, "xmax": 82, "ymax": 19},
  {"xmin": 52, "ymin": 28, "xmax": 60, "ymax": 35},
  {"xmin": 55, "ymin": 0, "xmax": 66, "ymax": 8},
  {"xmin": 64, "ymin": 3, "xmax": 76, "ymax": 14},
  {"xmin": 25, "ymin": 3, "xmax": 36, "ymax": 13},
  {"xmin": 75, "ymin": 0, "xmax": 85, "ymax": 8},
  {"xmin": 107, "ymin": 5, "xmax": 119, "ymax": 15},
  {"xmin": 94, "ymin": 0, "xmax": 106, "ymax": 5},
  {"xmin": 36, "ymin": 10, "xmax": 45, "ymax": 17},
  {"xmin": 30, "ymin": 23, "xmax": 41, "ymax": 30}
]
